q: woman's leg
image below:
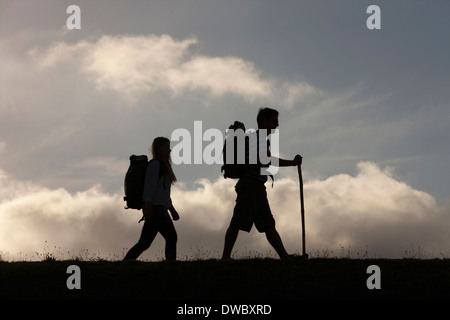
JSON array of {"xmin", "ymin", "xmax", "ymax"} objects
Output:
[
  {"xmin": 124, "ymin": 217, "xmax": 159, "ymax": 260},
  {"xmin": 158, "ymin": 210, "xmax": 178, "ymax": 261}
]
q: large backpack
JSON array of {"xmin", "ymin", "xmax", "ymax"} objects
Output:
[
  {"xmin": 221, "ymin": 121, "xmax": 260, "ymax": 179},
  {"xmin": 123, "ymin": 155, "xmax": 150, "ymax": 210}
]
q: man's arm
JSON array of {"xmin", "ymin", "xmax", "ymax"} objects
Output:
[{"xmin": 275, "ymin": 154, "xmax": 303, "ymax": 167}]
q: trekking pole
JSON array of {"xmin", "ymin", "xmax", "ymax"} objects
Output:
[{"xmin": 298, "ymin": 164, "xmax": 308, "ymax": 259}]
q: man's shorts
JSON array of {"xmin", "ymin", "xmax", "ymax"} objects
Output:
[{"xmin": 230, "ymin": 177, "xmax": 276, "ymax": 233}]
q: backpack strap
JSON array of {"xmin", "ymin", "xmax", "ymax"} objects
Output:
[{"xmin": 138, "ymin": 159, "xmax": 155, "ymax": 223}]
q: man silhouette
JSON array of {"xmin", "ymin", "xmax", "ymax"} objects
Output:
[{"xmin": 221, "ymin": 107, "xmax": 302, "ymax": 260}]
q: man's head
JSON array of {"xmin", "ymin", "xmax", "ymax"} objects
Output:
[{"xmin": 257, "ymin": 107, "xmax": 279, "ymax": 132}]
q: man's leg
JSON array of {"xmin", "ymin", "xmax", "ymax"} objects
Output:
[
  {"xmin": 222, "ymin": 225, "xmax": 239, "ymax": 259},
  {"xmin": 265, "ymin": 226, "xmax": 289, "ymax": 259}
]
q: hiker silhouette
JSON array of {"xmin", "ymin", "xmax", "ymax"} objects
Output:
[
  {"xmin": 124, "ymin": 137, "xmax": 180, "ymax": 261},
  {"xmin": 221, "ymin": 107, "xmax": 302, "ymax": 260}
]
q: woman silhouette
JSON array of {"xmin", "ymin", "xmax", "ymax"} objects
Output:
[{"xmin": 124, "ymin": 137, "xmax": 180, "ymax": 261}]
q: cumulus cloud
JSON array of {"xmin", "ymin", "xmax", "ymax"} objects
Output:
[
  {"xmin": 29, "ymin": 34, "xmax": 319, "ymax": 105},
  {"xmin": 166, "ymin": 55, "xmax": 272, "ymax": 100},
  {"xmin": 1, "ymin": 162, "xmax": 449, "ymax": 261},
  {"xmin": 271, "ymin": 162, "xmax": 450, "ymax": 258},
  {"xmin": 0, "ymin": 169, "xmax": 130, "ymax": 259}
]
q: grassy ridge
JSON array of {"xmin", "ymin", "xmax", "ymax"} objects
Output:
[{"xmin": 1, "ymin": 258, "xmax": 449, "ymax": 300}]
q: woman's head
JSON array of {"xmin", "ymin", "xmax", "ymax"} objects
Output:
[
  {"xmin": 151, "ymin": 137, "xmax": 177, "ymax": 184},
  {"xmin": 152, "ymin": 137, "xmax": 171, "ymax": 162}
]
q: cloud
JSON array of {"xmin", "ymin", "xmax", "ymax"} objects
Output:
[
  {"xmin": 1, "ymin": 162, "xmax": 449, "ymax": 261},
  {"xmin": 29, "ymin": 34, "xmax": 319, "ymax": 105},
  {"xmin": 166, "ymin": 55, "xmax": 273, "ymax": 100},
  {"xmin": 286, "ymin": 162, "xmax": 450, "ymax": 258},
  {"xmin": 280, "ymin": 81, "xmax": 324, "ymax": 109},
  {"xmin": 0, "ymin": 169, "xmax": 130, "ymax": 259}
]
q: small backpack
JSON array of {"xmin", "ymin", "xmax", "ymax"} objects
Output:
[
  {"xmin": 221, "ymin": 121, "xmax": 260, "ymax": 179},
  {"xmin": 123, "ymin": 155, "xmax": 150, "ymax": 210}
]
